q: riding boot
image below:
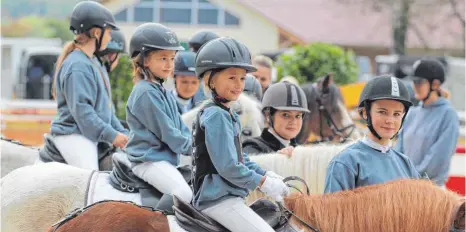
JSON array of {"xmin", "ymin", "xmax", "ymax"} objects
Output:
[{"xmin": 156, "ymin": 194, "xmax": 175, "ymax": 214}]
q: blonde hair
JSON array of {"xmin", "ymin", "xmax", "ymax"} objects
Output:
[
  {"xmin": 253, "ymin": 55, "xmax": 273, "ymax": 69},
  {"xmin": 51, "ymin": 28, "xmax": 100, "ymax": 99},
  {"xmin": 131, "ymin": 51, "xmax": 160, "ymax": 84}
]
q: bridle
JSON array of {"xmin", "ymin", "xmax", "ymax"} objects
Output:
[{"xmin": 308, "ymin": 84, "xmax": 355, "ymax": 144}]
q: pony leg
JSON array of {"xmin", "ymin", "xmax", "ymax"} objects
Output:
[{"xmin": 1, "ymin": 163, "xmax": 90, "ymax": 232}]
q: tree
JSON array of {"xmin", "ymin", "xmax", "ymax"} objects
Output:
[
  {"xmin": 109, "ymin": 54, "xmax": 133, "ymax": 120},
  {"xmin": 1, "ymin": 16, "xmax": 73, "ymax": 42},
  {"xmin": 276, "ymin": 43, "xmax": 359, "ymax": 85},
  {"xmin": 336, "ymin": 0, "xmax": 465, "ymax": 55}
]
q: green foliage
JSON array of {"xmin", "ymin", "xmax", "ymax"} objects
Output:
[
  {"xmin": 1, "ymin": 16, "xmax": 73, "ymax": 42},
  {"xmin": 110, "ymin": 54, "xmax": 133, "ymax": 120},
  {"xmin": 276, "ymin": 43, "xmax": 359, "ymax": 85}
]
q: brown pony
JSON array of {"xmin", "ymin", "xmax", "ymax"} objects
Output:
[
  {"xmin": 48, "ymin": 179, "xmax": 465, "ymax": 232},
  {"xmin": 286, "ymin": 179, "xmax": 465, "ymax": 232}
]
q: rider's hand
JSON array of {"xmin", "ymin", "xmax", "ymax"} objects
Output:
[
  {"xmin": 112, "ymin": 132, "xmax": 128, "ymax": 149},
  {"xmin": 278, "ymin": 146, "xmax": 294, "ymax": 158},
  {"xmin": 265, "ymin": 171, "xmax": 284, "ymax": 180},
  {"xmin": 259, "ymin": 176, "xmax": 290, "ymax": 202}
]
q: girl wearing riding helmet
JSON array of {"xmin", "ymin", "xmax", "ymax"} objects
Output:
[
  {"xmin": 171, "ymin": 51, "xmax": 201, "ymax": 114},
  {"xmin": 324, "ymin": 75, "xmax": 420, "ymax": 193},
  {"xmin": 125, "ymin": 23, "xmax": 193, "ymax": 208},
  {"xmin": 242, "ymin": 81, "xmax": 309, "ymax": 156},
  {"xmin": 395, "ymin": 58, "xmax": 459, "ymax": 186},
  {"xmin": 50, "ymin": 1, "xmax": 128, "ymax": 171},
  {"xmin": 97, "ymin": 30, "xmax": 127, "ymax": 73},
  {"xmin": 188, "ymin": 30, "xmax": 220, "ymax": 103},
  {"xmin": 192, "ymin": 37, "xmax": 289, "ymax": 232},
  {"xmin": 95, "ymin": 30, "xmax": 131, "ymax": 130}
]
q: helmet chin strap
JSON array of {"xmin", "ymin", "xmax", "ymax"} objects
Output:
[
  {"xmin": 364, "ymin": 101, "xmax": 408, "ymax": 140},
  {"xmin": 421, "ymin": 81, "xmax": 441, "ymax": 107},
  {"xmin": 139, "ymin": 49, "xmax": 165, "ymax": 85}
]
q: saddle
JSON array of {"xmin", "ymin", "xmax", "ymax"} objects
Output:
[
  {"xmin": 39, "ymin": 134, "xmax": 115, "ymax": 167},
  {"xmin": 173, "ymin": 195, "xmax": 298, "ymax": 232},
  {"xmin": 108, "ymin": 152, "xmax": 192, "ymax": 213}
]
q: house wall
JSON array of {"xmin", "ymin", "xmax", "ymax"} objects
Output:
[{"xmin": 112, "ymin": 0, "xmax": 279, "ymax": 55}]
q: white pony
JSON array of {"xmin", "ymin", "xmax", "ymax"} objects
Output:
[
  {"xmin": 1, "ymin": 143, "xmax": 349, "ymax": 232},
  {"xmin": 0, "ymin": 93, "xmax": 264, "ymax": 177},
  {"xmin": 182, "ymin": 92, "xmax": 264, "ymax": 140}
]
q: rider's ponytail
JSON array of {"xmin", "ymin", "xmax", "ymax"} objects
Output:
[
  {"xmin": 52, "ymin": 41, "xmax": 76, "ymax": 99},
  {"xmin": 52, "ymin": 29, "xmax": 98, "ymax": 99}
]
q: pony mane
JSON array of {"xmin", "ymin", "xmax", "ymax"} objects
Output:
[
  {"xmin": 250, "ymin": 142, "xmax": 352, "ymax": 194},
  {"xmin": 236, "ymin": 93, "xmax": 264, "ymax": 132},
  {"xmin": 285, "ymin": 179, "xmax": 462, "ymax": 232}
]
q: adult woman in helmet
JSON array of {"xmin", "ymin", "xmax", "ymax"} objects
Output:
[
  {"xmin": 192, "ymin": 37, "xmax": 289, "ymax": 232},
  {"xmin": 124, "ymin": 23, "xmax": 193, "ymax": 210},
  {"xmin": 242, "ymin": 82, "xmax": 309, "ymax": 155},
  {"xmin": 50, "ymin": 1, "xmax": 128, "ymax": 170},
  {"xmin": 324, "ymin": 75, "xmax": 420, "ymax": 193},
  {"xmin": 395, "ymin": 58, "xmax": 459, "ymax": 187},
  {"xmin": 171, "ymin": 51, "xmax": 201, "ymax": 114}
]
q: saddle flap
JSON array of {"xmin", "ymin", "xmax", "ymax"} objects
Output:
[
  {"xmin": 172, "ymin": 195, "xmax": 227, "ymax": 232},
  {"xmin": 39, "ymin": 134, "xmax": 65, "ymax": 163},
  {"xmin": 248, "ymin": 199, "xmax": 281, "ymax": 228},
  {"xmin": 109, "ymin": 153, "xmax": 152, "ymax": 192}
]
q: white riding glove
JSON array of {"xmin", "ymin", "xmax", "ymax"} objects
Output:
[
  {"xmin": 265, "ymin": 171, "xmax": 284, "ymax": 180},
  {"xmin": 260, "ymin": 176, "xmax": 290, "ymax": 202}
]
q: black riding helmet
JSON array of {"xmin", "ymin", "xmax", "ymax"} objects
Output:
[
  {"xmin": 174, "ymin": 51, "xmax": 198, "ymax": 100},
  {"xmin": 129, "ymin": 23, "xmax": 184, "ymax": 83},
  {"xmin": 96, "ymin": 30, "xmax": 126, "ymax": 72},
  {"xmin": 409, "ymin": 58, "xmax": 446, "ymax": 102},
  {"xmin": 188, "ymin": 30, "xmax": 219, "ymax": 53},
  {"xmin": 358, "ymin": 75, "xmax": 413, "ymax": 140},
  {"xmin": 69, "ymin": 1, "xmax": 119, "ymax": 57},
  {"xmin": 174, "ymin": 51, "xmax": 196, "ymax": 77},
  {"xmin": 195, "ymin": 37, "xmax": 257, "ymax": 104}
]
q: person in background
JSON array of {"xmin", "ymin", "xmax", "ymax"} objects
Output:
[
  {"xmin": 242, "ymin": 82, "xmax": 308, "ymax": 156},
  {"xmin": 395, "ymin": 58, "xmax": 459, "ymax": 187},
  {"xmin": 171, "ymin": 51, "xmax": 201, "ymax": 114},
  {"xmin": 251, "ymin": 55, "xmax": 274, "ymax": 94}
]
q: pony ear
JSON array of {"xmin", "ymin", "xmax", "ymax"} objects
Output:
[
  {"xmin": 453, "ymin": 200, "xmax": 465, "ymax": 230},
  {"xmin": 321, "ymin": 73, "xmax": 334, "ymax": 93}
]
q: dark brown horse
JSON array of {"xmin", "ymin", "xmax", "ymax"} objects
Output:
[
  {"xmin": 48, "ymin": 179, "xmax": 465, "ymax": 232},
  {"xmin": 296, "ymin": 74, "xmax": 361, "ymax": 144}
]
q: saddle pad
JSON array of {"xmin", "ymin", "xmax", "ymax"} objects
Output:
[{"xmin": 86, "ymin": 171, "xmax": 142, "ymax": 206}]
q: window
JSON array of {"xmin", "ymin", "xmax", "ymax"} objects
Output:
[
  {"xmin": 225, "ymin": 11, "xmax": 240, "ymax": 25},
  {"xmin": 114, "ymin": 0, "xmax": 241, "ymax": 26},
  {"xmin": 161, "ymin": 8, "xmax": 191, "ymax": 23},
  {"xmin": 198, "ymin": 9, "xmax": 218, "ymax": 25},
  {"xmin": 134, "ymin": 7, "xmax": 154, "ymax": 22},
  {"xmin": 114, "ymin": 9, "xmax": 128, "ymax": 21}
]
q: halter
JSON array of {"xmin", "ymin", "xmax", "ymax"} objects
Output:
[{"xmin": 308, "ymin": 84, "xmax": 355, "ymax": 144}]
